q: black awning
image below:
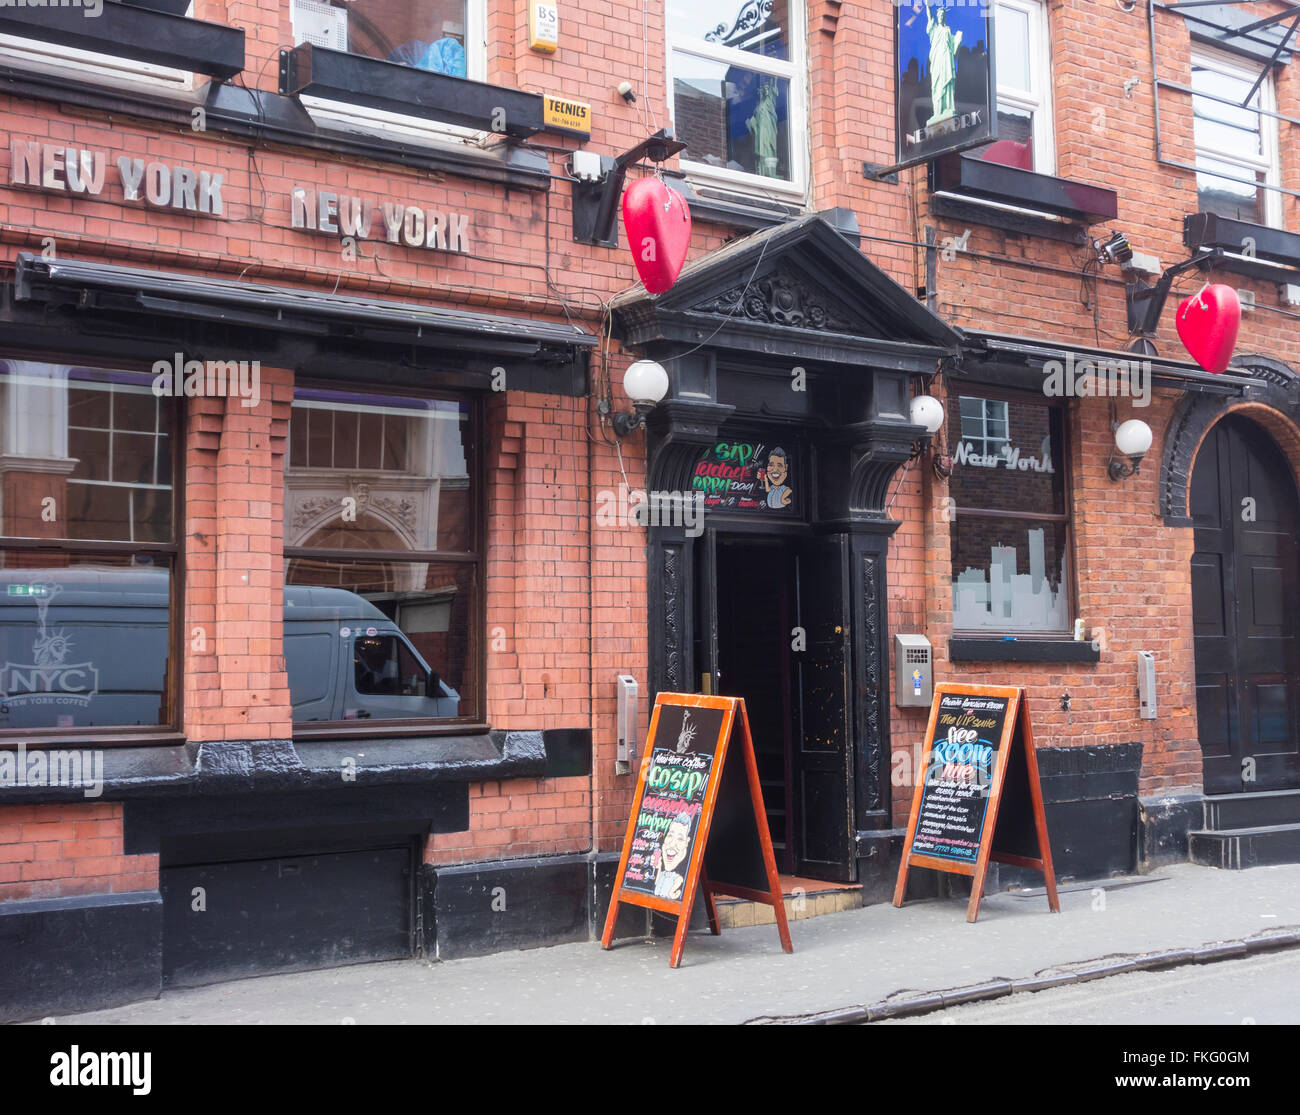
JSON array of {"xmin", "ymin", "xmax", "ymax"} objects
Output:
[
  {"xmin": 279, "ymin": 43, "xmax": 544, "ymax": 140},
  {"xmin": 0, "ymin": 1, "xmax": 244, "ymax": 80},
  {"xmin": 13, "ymin": 253, "xmax": 596, "ymax": 356},
  {"xmin": 961, "ymin": 331, "xmax": 1260, "ymax": 395}
]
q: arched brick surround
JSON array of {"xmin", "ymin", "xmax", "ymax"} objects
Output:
[{"xmin": 1160, "ymin": 356, "xmax": 1300, "ymax": 526}]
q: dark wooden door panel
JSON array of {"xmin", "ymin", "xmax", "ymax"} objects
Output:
[
  {"xmin": 792, "ymin": 535, "xmax": 853, "ymax": 880},
  {"xmin": 1191, "ymin": 416, "xmax": 1300, "ymax": 793}
]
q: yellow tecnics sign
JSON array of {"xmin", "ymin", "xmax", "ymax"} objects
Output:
[{"xmin": 543, "ymin": 94, "xmax": 591, "ymax": 138}]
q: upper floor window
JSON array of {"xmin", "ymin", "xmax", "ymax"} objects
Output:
[
  {"xmin": 290, "ymin": 0, "xmax": 484, "ymax": 81},
  {"xmin": 667, "ymin": 0, "xmax": 807, "ymax": 197},
  {"xmin": 1192, "ymin": 48, "xmax": 1281, "ymax": 227},
  {"xmin": 970, "ymin": 0, "xmax": 1054, "ymax": 174}
]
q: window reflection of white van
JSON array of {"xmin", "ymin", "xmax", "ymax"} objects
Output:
[
  {"xmin": 284, "ymin": 585, "xmax": 459, "ymax": 721},
  {"xmin": 0, "ymin": 569, "xmax": 458, "ymax": 728}
]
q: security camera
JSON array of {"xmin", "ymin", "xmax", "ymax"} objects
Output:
[
  {"xmin": 617, "ymin": 81, "xmax": 636, "ymax": 104},
  {"xmin": 1095, "ymin": 230, "xmax": 1133, "ymax": 267}
]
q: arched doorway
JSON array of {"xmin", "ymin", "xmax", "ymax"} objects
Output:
[{"xmin": 1190, "ymin": 414, "xmax": 1300, "ymax": 794}]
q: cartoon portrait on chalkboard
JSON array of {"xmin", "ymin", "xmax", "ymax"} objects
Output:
[
  {"xmin": 759, "ymin": 447, "xmax": 792, "ymax": 509},
  {"xmin": 651, "ymin": 815, "xmax": 694, "ymax": 900}
]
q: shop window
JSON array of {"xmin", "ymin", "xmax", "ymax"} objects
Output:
[
  {"xmin": 1191, "ymin": 47, "xmax": 1281, "ymax": 228},
  {"xmin": 284, "ymin": 386, "xmax": 481, "ymax": 729},
  {"xmin": 947, "ymin": 388, "xmax": 1072, "ymax": 634},
  {"xmin": 967, "ymin": 0, "xmax": 1054, "ymax": 174},
  {"xmin": 0, "ymin": 362, "xmax": 178, "ymax": 734},
  {"xmin": 667, "ymin": 0, "xmax": 807, "ymax": 198}
]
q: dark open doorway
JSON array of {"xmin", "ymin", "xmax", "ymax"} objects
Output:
[
  {"xmin": 703, "ymin": 531, "xmax": 856, "ymax": 881},
  {"xmin": 716, "ymin": 537, "xmax": 796, "ymax": 872}
]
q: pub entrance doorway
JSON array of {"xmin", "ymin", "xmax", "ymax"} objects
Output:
[
  {"xmin": 698, "ymin": 528, "xmax": 855, "ymax": 882},
  {"xmin": 1191, "ymin": 414, "xmax": 1300, "ymax": 793}
]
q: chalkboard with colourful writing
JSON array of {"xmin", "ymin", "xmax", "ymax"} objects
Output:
[
  {"xmin": 602, "ymin": 694, "xmax": 793, "ymax": 967},
  {"xmin": 910, "ymin": 691, "xmax": 1010, "ymax": 864},
  {"xmin": 618, "ymin": 703, "xmax": 722, "ymax": 901},
  {"xmin": 894, "ymin": 684, "xmax": 1060, "ymax": 923},
  {"xmin": 691, "ymin": 439, "xmax": 797, "ymax": 513}
]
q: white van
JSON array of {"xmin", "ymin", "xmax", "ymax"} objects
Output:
[
  {"xmin": 0, "ymin": 567, "xmax": 459, "ymax": 728},
  {"xmin": 283, "ymin": 584, "xmax": 460, "ymax": 721}
]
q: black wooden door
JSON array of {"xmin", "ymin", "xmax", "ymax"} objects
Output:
[
  {"xmin": 792, "ymin": 535, "xmax": 854, "ymax": 880},
  {"xmin": 1191, "ymin": 415, "xmax": 1300, "ymax": 794}
]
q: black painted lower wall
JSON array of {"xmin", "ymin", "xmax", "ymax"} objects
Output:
[
  {"xmin": 859, "ymin": 743, "xmax": 1149, "ymax": 898},
  {"xmin": 0, "ymin": 891, "xmax": 162, "ymax": 1024},
  {"xmin": 1, "ymin": 736, "xmax": 1203, "ymax": 1021},
  {"xmin": 427, "ymin": 851, "xmax": 646, "ymax": 960}
]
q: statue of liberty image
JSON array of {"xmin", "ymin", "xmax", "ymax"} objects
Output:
[
  {"xmin": 924, "ymin": 1, "xmax": 963, "ymax": 126},
  {"xmin": 31, "ymin": 583, "xmax": 70, "ymax": 667},
  {"xmin": 746, "ymin": 81, "xmax": 780, "ymax": 178}
]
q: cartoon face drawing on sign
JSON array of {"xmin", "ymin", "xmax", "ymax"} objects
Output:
[
  {"xmin": 652, "ymin": 816, "xmax": 693, "ymax": 900},
  {"xmin": 759, "ymin": 447, "xmax": 792, "ymax": 509}
]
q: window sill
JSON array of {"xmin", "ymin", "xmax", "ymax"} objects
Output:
[
  {"xmin": 0, "ymin": 1, "xmax": 243, "ymax": 79},
  {"xmin": 0, "ymin": 730, "xmax": 550, "ymax": 804},
  {"xmin": 279, "ymin": 42, "xmax": 544, "ymax": 140},
  {"xmin": 929, "ymin": 153, "xmax": 1118, "ymax": 237},
  {"xmin": 0, "ymin": 59, "xmax": 551, "ymax": 190},
  {"xmin": 1183, "ymin": 212, "xmax": 1300, "ymax": 281},
  {"xmin": 666, "ymin": 172, "xmax": 865, "ymax": 245},
  {"xmin": 949, "ymin": 637, "xmax": 1101, "ymax": 664}
]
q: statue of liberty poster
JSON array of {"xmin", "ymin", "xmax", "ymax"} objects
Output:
[{"xmin": 893, "ymin": 0, "xmax": 996, "ymax": 169}]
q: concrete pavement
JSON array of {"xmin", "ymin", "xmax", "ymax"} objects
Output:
[{"xmin": 44, "ymin": 862, "xmax": 1300, "ymax": 1025}]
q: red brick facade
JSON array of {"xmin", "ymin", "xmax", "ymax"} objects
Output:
[{"xmin": 1, "ymin": 0, "xmax": 1299, "ymax": 964}]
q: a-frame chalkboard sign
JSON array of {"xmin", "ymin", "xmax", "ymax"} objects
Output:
[
  {"xmin": 893, "ymin": 684, "xmax": 1060, "ymax": 923},
  {"xmin": 601, "ymin": 693, "xmax": 793, "ymax": 967}
]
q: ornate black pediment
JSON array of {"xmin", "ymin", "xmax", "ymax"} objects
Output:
[
  {"xmin": 689, "ymin": 262, "xmax": 862, "ymax": 334},
  {"xmin": 610, "ymin": 214, "xmax": 961, "ymax": 368}
]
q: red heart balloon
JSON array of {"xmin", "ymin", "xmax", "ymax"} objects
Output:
[
  {"xmin": 621, "ymin": 176, "xmax": 691, "ymax": 294},
  {"xmin": 1176, "ymin": 284, "xmax": 1240, "ymax": 374}
]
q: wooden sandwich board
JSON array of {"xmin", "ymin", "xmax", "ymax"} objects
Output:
[
  {"xmin": 893, "ymin": 683, "xmax": 1060, "ymax": 923},
  {"xmin": 600, "ymin": 693, "xmax": 793, "ymax": 968}
]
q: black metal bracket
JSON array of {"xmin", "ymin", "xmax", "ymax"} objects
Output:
[
  {"xmin": 571, "ymin": 128, "xmax": 687, "ymax": 248},
  {"xmin": 1125, "ymin": 248, "xmax": 1224, "ymax": 340},
  {"xmin": 1108, "ymin": 456, "xmax": 1143, "ymax": 482}
]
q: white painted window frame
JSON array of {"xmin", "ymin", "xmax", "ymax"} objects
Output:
[
  {"xmin": 1190, "ymin": 44, "xmax": 1282, "ymax": 229},
  {"xmin": 992, "ymin": 0, "xmax": 1055, "ymax": 176},
  {"xmin": 666, "ymin": 0, "xmax": 809, "ymax": 203}
]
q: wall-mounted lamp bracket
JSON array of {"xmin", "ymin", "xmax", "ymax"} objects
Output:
[
  {"xmin": 1125, "ymin": 248, "xmax": 1223, "ymax": 342},
  {"xmin": 571, "ymin": 127, "xmax": 688, "ymax": 247}
]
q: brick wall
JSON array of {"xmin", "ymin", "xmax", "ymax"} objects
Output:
[
  {"xmin": 0, "ymin": 803, "xmax": 157, "ymax": 901},
  {"xmin": 1, "ymin": 0, "xmax": 1299, "ymax": 879}
]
